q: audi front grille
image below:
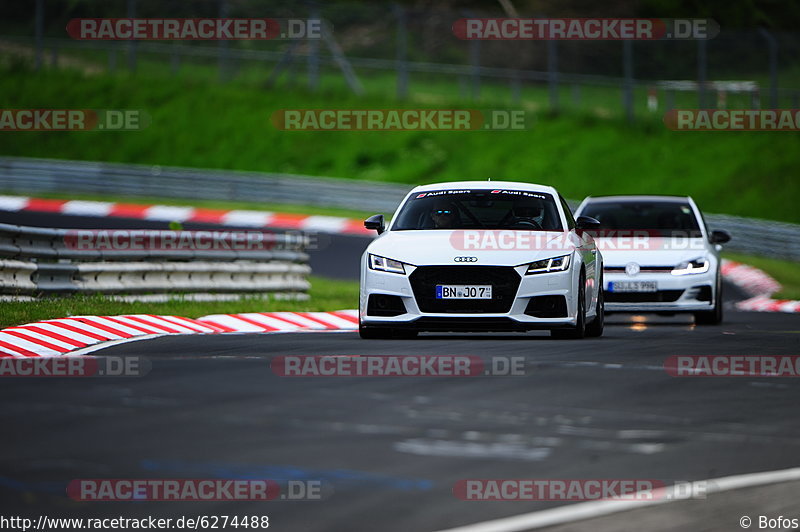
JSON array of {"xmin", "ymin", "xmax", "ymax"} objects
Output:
[{"xmin": 409, "ymin": 266, "xmax": 521, "ymax": 313}]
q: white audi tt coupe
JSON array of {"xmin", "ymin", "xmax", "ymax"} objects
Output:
[
  {"xmin": 574, "ymin": 195, "xmax": 730, "ymax": 325},
  {"xmin": 359, "ymin": 181, "xmax": 604, "ymax": 339}
]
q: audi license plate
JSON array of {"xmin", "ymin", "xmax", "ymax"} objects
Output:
[
  {"xmin": 436, "ymin": 285, "xmax": 492, "ymax": 299},
  {"xmin": 608, "ymin": 281, "xmax": 657, "ymax": 292}
]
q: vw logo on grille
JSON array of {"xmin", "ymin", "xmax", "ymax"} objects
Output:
[
  {"xmin": 625, "ymin": 262, "xmax": 640, "ymax": 276},
  {"xmin": 454, "ymin": 256, "xmax": 478, "ymax": 262}
]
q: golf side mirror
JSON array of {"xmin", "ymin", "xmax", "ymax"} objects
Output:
[
  {"xmin": 710, "ymin": 230, "xmax": 731, "ymax": 244},
  {"xmin": 575, "ymin": 216, "xmax": 601, "ymax": 232}
]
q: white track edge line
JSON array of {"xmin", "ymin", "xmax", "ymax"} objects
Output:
[
  {"xmin": 433, "ymin": 466, "xmax": 800, "ymax": 532},
  {"xmin": 68, "ymin": 334, "xmax": 166, "ymax": 356}
]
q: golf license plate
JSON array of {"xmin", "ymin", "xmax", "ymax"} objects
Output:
[
  {"xmin": 436, "ymin": 285, "xmax": 492, "ymax": 299},
  {"xmin": 608, "ymin": 281, "xmax": 657, "ymax": 293}
]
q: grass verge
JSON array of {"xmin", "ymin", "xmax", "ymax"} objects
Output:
[
  {"xmin": 723, "ymin": 252, "xmax": 800, "ymax": 300},
  {"xmin": 0, "ymin": 276, "xmax": 359, "ymax": 329}
]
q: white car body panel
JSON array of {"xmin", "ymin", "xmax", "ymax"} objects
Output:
[
  {"xmin": 575, "ymin": 195, "xmax": 721, "ymax": 313},
  {"xmin": 359, "ymin": 181, "xmax": 603, "ymax": 332}
]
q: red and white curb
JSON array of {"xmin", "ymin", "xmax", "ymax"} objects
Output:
[
  {"xmin": 0, "ymin": 311, "xmax": 358, "ymax": 358},
  {"xmin": 0, "ymin": 195, "xmax": 372, "ymax": 236},
  {"xmin": 721, "ymin": 259, "xmax": 800, "ymax": 313},
  {"xmin": 1, "ymin": 261, "xmax": 795, "ymax": 357}
]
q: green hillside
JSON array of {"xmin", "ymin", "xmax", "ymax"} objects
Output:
[{"xmin": 1, "ymin": 66, "xmax": 798, "ymax": 223}]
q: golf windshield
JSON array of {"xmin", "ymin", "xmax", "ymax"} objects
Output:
[
  {"xmin": 580, "ymin": 200, "xmax": 703, "ymax": 238},
  {"xmin": 392, "ymin": 189, "xmax": 563, "ymax": 231}
]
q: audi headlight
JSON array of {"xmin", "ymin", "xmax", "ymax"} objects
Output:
[
  {"xmin": 525, "ymin": 254, "xmax": 571, "ymax": 275},
  {"xmin": 369, "ymin": 254, "xmax": 407, "ymax": 274},
  {"xmin": 671, "ymin": 257, "xmax": 710, "ymax": 276}
]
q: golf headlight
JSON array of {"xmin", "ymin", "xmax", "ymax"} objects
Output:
[
  {"xmin": 671, "ymin": 257, "xmax": 710, "ymax": 276},
  {"xmin": 525, "ymin": 254, "xmax": 571, "ymax": 275},
  {"xmin": 369, "ymin": 254, "xmax": 406, "ymax": 274}
]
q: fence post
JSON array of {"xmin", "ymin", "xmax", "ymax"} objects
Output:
[
  {"xmin": 218, "ymin": 0, "xmax": 229, "ymax": 81},
  {"xmin": 547, "ymin": 39, "xmax": 558, "ymax": 112},
  {"xmin": 320, "ymin": 26, "xmax": 364, "ymax": 95},
  {"xmin": 697, "ymin": 38, "xmax": 707, "ymax": 108},
  {"xmin": 308, "ymin": 5, "xmax": 320, "ymax": 91},
  {"xmin": 571, "ymin": 84, "xmax": 580, "ymax": 107},
  {"xmin": 34, "ymin": 0, "xmax": 44, "ymax": 71},
  {"xmin": 171, "ymin": 44, "xmax": 180, "ymax": 75},
  {"xmin": 127, "ymin": 0, "xmax": 137, "ymax": 73},
  {"xmin": 511, "ymin": 73, "xmax": 521, "ymax": 105},
  {"xmin": 469, "ymin": 39, "xmax": 480, "ymax": 100},
  {"xmin": 758, "ymin": 29, "xmax": 778, "ymax": 108},
  {"xmin": 622, "ymin": 39, "xmax": 634, "ymax": 122},
  {"xmin": 751, "ymin": 89, "xmax": 760, "ymax": 109},
  {"xmin": 394, "ymin": 4, "xmax": 408, "ymax": 100}
]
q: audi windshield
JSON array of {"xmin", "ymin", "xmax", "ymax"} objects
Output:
[{"xmin": 392, "ymin": 190, "xmax": 563, "ymax": 231}]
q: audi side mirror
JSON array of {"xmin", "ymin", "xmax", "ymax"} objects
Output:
[
  {"xmin": 364, "ymin": 214, "xmax": 385, "ymax": 235},
  {"xmin": 709, "ymin": 230, "xmax": 731, "ymax": 244}
]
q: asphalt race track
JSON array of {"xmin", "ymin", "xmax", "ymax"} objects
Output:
[{"xmin": 1, "ymin": 210, "xmax": 799, "ymax": 531}]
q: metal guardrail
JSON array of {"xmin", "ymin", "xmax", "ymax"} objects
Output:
[
  {"xmin": 704, "ymin": 214, "xmax": 800, "ymax": 261},
  {"xmin": 0, "ymin": 156, "xmax": 411, "ymax": 214},
  {"xmin": 1, "ymin": 157, "xmax": 798, "ymax": 261},
  {"xmin": 0, "ymin": 222, "xmax": 311, "ymax": 296}
]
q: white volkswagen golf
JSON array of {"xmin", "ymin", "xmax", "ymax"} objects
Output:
[
  {"xmin": 359, "ymin": 181, "xmax": 604, "ymax": 339},
  {"xmin": 574, "ymin": 195, "xmax": 731, "ymax": 325}
]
